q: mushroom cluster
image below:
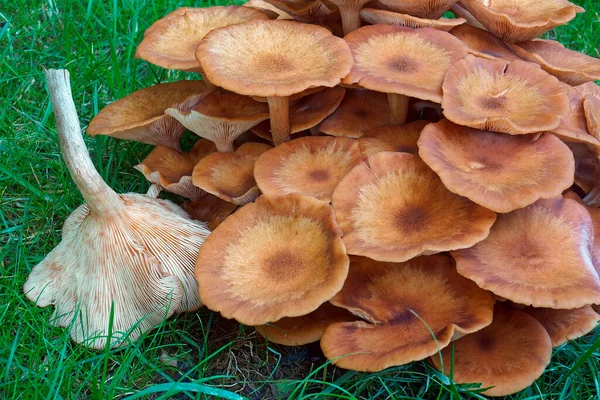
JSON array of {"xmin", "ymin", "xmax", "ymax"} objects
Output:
[{"xmin": 28, "ymin": 0, "xmax": 600, "ymax": 396}]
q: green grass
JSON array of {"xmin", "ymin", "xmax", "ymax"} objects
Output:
[{"xmin": 1, "ymin": 0, "xmax": 599, "ymax": 398}]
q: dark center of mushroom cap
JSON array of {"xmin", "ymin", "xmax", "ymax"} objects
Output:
[
  {"xmin": 257, "ymin": 53, "xmax": 296, "ymax": 76},
  {"xmin": 394, "ymin": 207, "xmax": 428, "ymax": 234},
  {"xmin": 263, "ymin": 249, "xmax": 304, "ymax": 279},
  {"xmin": 480, "ymin": 96, "xmax": 508, "ymax": 111},
  {"xmin": 309, "ymin": 168, "xmax": 330, "ymax": 182},
  {"xmin": 388, "ymin": 308, "xmax": 419, "ymax": 325},
  {"xmin": 476, "ymin": 333, "xmax": 496, "ymax": 352},
  {"xmin": 388, "ymin": 56, "xmax": 419, "ymax": 74}
]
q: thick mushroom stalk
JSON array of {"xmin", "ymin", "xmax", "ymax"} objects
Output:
[
  {"xmin": 267, "ymin": 96, "xmax": 291, "ymax": 145},
  {"xmin": 24, "ymin": 70, "xmax": 210, "ymax": 349}
]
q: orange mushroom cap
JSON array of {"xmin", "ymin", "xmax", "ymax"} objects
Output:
[
  {"xmin": 181, "ymin": 194, "xmax": 238, "ymax": 231},
  {"xmin": 251, "ymin": 87, "xmax": 346, "ymax": 141},
  {"xmin": 136, "ymin": 6, "xmax": 270, "ymax": 72},
  {"xmin": 359, "ymin": 8, "xmax": 466, "ymax": 31},
  {"xmin": 196, "ymin": 19, "xmax": 353, "ymax": 98},
  {"xmin": 418, "ymin": 119, "xmax": 575, "ymax": 213},
  {"xmin": 522, "ymin": 306, "xmax": 599, "ymax": 347},
  {"xmin": 331, "ymin": 152, "xmax": 496, "ymax": 262},
  {"xmin": 449, "ymin": 24, "xmax": 519, "ymax": 61},
  {"xmin": 192, "ymin": 142, "xmax": 272, "ymax": 205},
  {"xmin": 165, "ymin": 91, "xmax": 270, "ymax": 152},
  {"xmin": 430, "ymin": 304, "xmax": 552, "ymax": 397},
  {"xmin": 509, "ymin": 39, "xmax": 600, "ymax": 86},
  {"xmin": 358, "ymin": 120, "xmax": 428, "ymax": 159},
  {"xmin": 87, "ymin": 80, "xmax": 210, "ymax": 150},
  {"xmin": 195, "ymin": 194, "xmax": 349, "ymax": 325},
  {"xmin": 320, "ymin": 255, "xmax": 494, "ymax": 372},
  {"xmin": 254, "ymin": 136, "xmax": 362, "ymax": 202},
  {"xmin": 343, "ymin": 25, "xmax": 468, "ymax": 102},
  {"xmin": 584, "ymin": 95, "xmax": 600, "ymax": 141},
  {"xmin": 459, "ymin": 0, "xmax": 584, "ymax": 43},
  {"xmin": 551, "ymin": 84, "xmax": 600, "ymax": 149},
  {"xmin": 134, "ymin": 140, "xmax": 216, "ymax": 200},
  {"xmin": 452, "ymin": 196, "xmax": 600, "ymax": 309},
  {"xmin": 376, "ymin": 0, "xmax": 458, "ymax": 19},
  {"xmin": 256, "ymin": 302, "xmax": 357, "ymax": 346},
  {"xmin": 442, "ymin": 55, "xmax": 571, "ymax": 135},
  {"xmin": 318, "ymin": 89, "xmax": 390, "ymax": 138}
]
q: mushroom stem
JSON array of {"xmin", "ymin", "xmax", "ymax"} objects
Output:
[
  {"xmin": 215, "ymin": 140, "xmax": 235, "ymax": 153},
  {"xmin": 339, "ymin": 6, "xmax": 361, "ymax": 36},
  {"xmin": 45, "ymin": 69, "xmax": 125, "ymax": 216},
  {"xmin": 267, "ymin": 96, "xmax": 291, "ymax": 146},
  {"xmin": 146, "ymin": 184, "xmax": 163, "ymax": 199},
  {"xmin": 387, "ymin": 93, "xmax": 410, "ymax": 125}
]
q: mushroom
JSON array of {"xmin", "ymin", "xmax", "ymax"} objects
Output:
[
  {"xmin": 509, "ymin": 39, "xmax": 600, "ymax": 86},
  {"xmin": 24, "ymin": 70, "xmax": 211, "ymax": 348},
  {"xmin": 195, "ymin": 194, "xmax": 349, "ymax": 325},
  {"xmin": 165, "ymin": 91, "xmax": 270, "ymax": 152},
  {"xmin": 255, "ymin": 302, "xmax": 357, "ymax": 346},
  {"xmin": 584, "ymin": 94, "xmax": 600, "ymax": 140},
  {"xmin": 451, "ymin": 196, "xmax": 600, "ymax": 309},
  {"xmin": 550, "ymin": 84, "xmax": 600, "ymax": 149},
  {"xmin": 251, "ymin": 87, "xmax": 346, "ymax": 142},
  {"xmin": 318, "ymin": 89, "xmax": 390, "ymax": 138},
  {"xmin": 376, "ymin": 0, "xmax": 458, "ymax": 19},
  {"xmin": 459, "ymin": 0, "xmax": 584, "ymax": 43},
  {"xmin": 449, "ymin": 24, "xmax": 520, "ymax": 61},
  {"xmin": 135, "ymin": 6, "xmax": 270, "ymax": 75},
  {"xmin": 134, "ymin": 139, "xmax": 216, "ymax": 200},
  {"xmin": 192, "ymin": 142, "xmax": 272, "ymax": 205},
  {"xmin": 243, "ymin": 0, "xmax": 293, "ymax": 19},
  {"xmin": 331, "ymin": 152, "xmax": 496, "ymax": 262},
  {"xmin": 87, "ymin": 80, "xmax": 210, "ymax": 151},
  {"xmin": 358, "ymin": 120, "xmax": 428, "ymax": 159},
  {"xmin": 449, "ymin": 3, "xmax": 487, "ymax": 30},
  {"xmin": 326, "ymin": 0, "xmax": 371, "ymax": 35},
  {"xmin": 320, "ymin": 255, "xmax": 494, "ymax": 372},
  {"xmin": 360, "ymin": 8, "xmax": 466, "ymax": 31},
  {"xmin": 262, "ymin": 0, "xmax": 337, "ymax": 25},
  {"xmin": 254, "ymin": 136, "xmax": 362, "ymax": 202},
  {"xmin": 196, "ymin": 19, "xmax": 353, "ymax": 145},
  {"xmin": 417, "ymin": 119, "xmax": 575, "ymax": 213},
  {"xmin": 343, "ymin": 25, "xmax": 468, "ymax": 125},
  {"xmin": 522, "ymin": 306, "xmax": 600, "ymax": 347},
  {"xmin": 442, "ymin": 55, "xmax": 571, "ymax": 135},
  {"xmin": 429, "ymin": 304, "xmax": 552, "ymax": 397},
  {"xmin": 181, "ymin": 194, "xmax": 238, "ymax": 231}
]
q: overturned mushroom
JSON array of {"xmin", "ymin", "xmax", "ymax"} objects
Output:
[
  {"xmin": 24, "ymin": 70, "xmax": 211, "ymax": 349},
  {"xmin": 418, "ymin": 119, "xmax": 575, "ymax": 213},
  {"xmin": 442, "ymin": 55, "xmax": 570, "ymax": 135},
  {"xmin": 321, "ymin": 255, "xmax": 494, "ymax": 372},
  {"xmin": 192, "ymin": 142, "xmax": 272, "ymax": 205},
  {"xmin": 452, "ymin": 196, "xmax": 600, "ymax": 309},
  {"xmin": 360, "ymin": 8, "xmax": 466, "ymax": 31},
  {"xmin": 331, "ymin": 152, "xmax": 496, "ymax": 262},
  {"xmin": 134, "ymin": 139, "xmax": 216, "ymax": 200},
  {"xmin": 195, "ymin": 194, "xmax": 349, "ymax": 325},
  {"xmin": 377, "ymin": 0, "xmax": 457, "ymax": 19},
  {"xmin": 166, "ymin": 91, "xmax": 270, "ymax": 152},
  {"xmin": 197, "ymin": 19, "xmax": 353, "ymax": 145},
  {"xmin": 430, "ymin": 304, "xmax": 552, "ymax": 397},
  {"xmin": 87, "ymin": 80, "xmax": 210, "ymax": 151},
  {"xmin": 254, "ymin": 136, "xmax": 362, "ymax": 202}
]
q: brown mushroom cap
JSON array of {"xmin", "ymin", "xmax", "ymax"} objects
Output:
[
  {"xmin": 563, "ymin": 192, "xmax": 600, "ymax": 276},
  {"xmin": 522, "ymin": 306, "xmax": 599, "ymax": 347},
  {"xmin": 459, "ymin": 0, "xmax": 584, "ymax": 43},
  {"xmin": 136, "ymin": 6, "xmax": 270, "ymax": 72},
  {"xmin": 195, "ymin": 194, "xmax": 349, "ymax": 325},
  {"xmin": 254, "ymin": 136, "xmax": 362, "ymax": 202},
  {"xmin": 574, "ymin": 157, "xmax": 597, "ymax": 194},
  {"xmin": 452, "ymin": 196, "xmax": 600, "ymax": 309},
  {"xmin": 262, "ymin": 0, "xmax": 337, "ymax": 23},
  {"xmin": 165, "ymin": 91, "xmax": 270, "ymax": 152},
  {"xmin": 256, "ymin": 302, "xmax": 357, "ymax": 346},
  {"xmin": 197, "ymin": 19, "xmax": 353, "ymax": 98},
  {"xmin": 358, "ymin": 121, "xmax": 428, "ymax": 158},
  {"xmin": 449, "ymin": 3, "xmax": 487, "ymax": 30},
  {"xmin": 360, "ymin": 8, "xmax": 466, "ymax": 31},
  {"xmin": 509, "ymin": 39, "xmax": 600, "ymax": 86},
  {"xmin": 418, "ymin": 120, "xmax": 575, "ymax": 213},
  {"xmin": 442, "ymin": 55, "xmax": 570, "ymax": 135},
  {"xmin": 343, "ymin": 25, "xmax": 468, "ymax": 102},
  {"xmin": 449, "ymin": 24, "xmax": 519, "ymax": 61},
  {"xmin": 551, "ymin": 84, "xmax": 600, "ymax": 149},
  {"xmin": 192, "ymin": 142, "xmax": 272, "ymax": 205},
  {"xmin": 181, "ymin": 194, "xmax": 238, "ymax": 231},
  {"xmin": 318, "ymin": 89, "xmax": 390, "ymax": 138},
  {"xmin": 320, "ymin": 255, "xmax": 494, "ymax": 372},
  {"xmin": 584, "ymin": 95, "xmax": 600, "ymax": 140},
  {"xmin": 87, "ymin": 80, "xmax": 209, "ymax": 150},
  {"xmin": 430, "ymin": 305, "xmax": 552, "ymax": 397},
  {"xmin": 331, "ymin": 152, "xmax": 496, "ymax": 262},
  {"xmin": 134, "ymin": 140, "xmax": 216, "ymax": 200},
  {"xmin": 251, "ymin": 87, "xmax": 346, "ymax": 141},
  {"xmin": 376, "ymin": 0, "xmax": 458, "ymax": 19}
]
